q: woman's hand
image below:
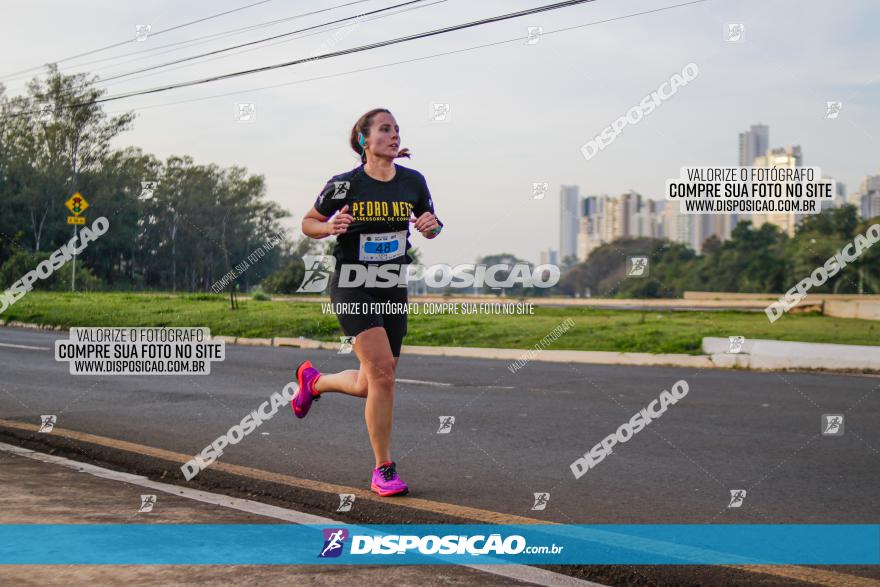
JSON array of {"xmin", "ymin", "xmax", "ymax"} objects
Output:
[
  {"xmin": 410, "ymin": 212, "xmax": 439, "ymax": 237},
  {"xmin": 327, "ymin": 204, "xmax": 354, "ymax": 235}
]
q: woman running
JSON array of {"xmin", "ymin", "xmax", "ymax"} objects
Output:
[{"xmin": 293, "ymin": 108, "xmax": 443, "ymax": 497}]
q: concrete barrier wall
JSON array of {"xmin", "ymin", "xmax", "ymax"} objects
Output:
[
  {"xmin": 684, "ymin": 291, "xmax": 777, "ymax": 301},
  {"xmin": 685, "ymin": 291, "xmax": 880, "ymax": 302},
  {"xmin": 686, "ymin": 292, "xmax": 880, "ymax": 320},
  {"xmin": 279, "ymin": 295, "xmax": 779, "ymax": 309},
  {"xmin": 703, "ymin": 337, "xmax": 880, "ymax": 370},
  {"xmin": 824, "ymin": 300, "xmax": 880, "ymax": 321},
  {"xmin": 282, "ymin": 292, "xmax": 875, "ymax": 312}
]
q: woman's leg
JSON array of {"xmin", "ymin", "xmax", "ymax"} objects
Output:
[
  {"xmin": 314, "ymin": 368, "xmax": 367, "ymax": 398},
  {"xmin": 319, "ymin": 273, "xmax": 374, "ymax": 398},
  {"xmin": 312, "ymin": 352, "xmax": 400, "ymax": 399},
  {"xmin": 351, "ymin": 326, "xmax": 397, "ymax": 468}
]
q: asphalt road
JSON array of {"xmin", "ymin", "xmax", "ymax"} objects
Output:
[{"xmin": 1, "ymin": 325, "xmax": 877, "ymax": 527}]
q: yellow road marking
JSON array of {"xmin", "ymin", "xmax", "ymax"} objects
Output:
[
  {"xmin": 0, "ymin": 419, "xmax": 539, "ymax": 524},
  {"xmin": 727, "ymin": 565, "xmax": 880, "ymax": 587},
  {"xmin": 1, "ymin": 418, "xmax": 876, "ymax": 587}
]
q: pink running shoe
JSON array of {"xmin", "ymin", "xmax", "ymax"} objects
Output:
[
  {"xmin": 371, "ymin": 461, "xmax": 409, "ymax": 496},
  {"xmin": 292, "ymin": 360, "xmax": 321, "ymax": 419}
]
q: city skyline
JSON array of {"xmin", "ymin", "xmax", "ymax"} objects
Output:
[{"xmin": 543, "ymin": 122, "xmax": 877, "ymax": 263}]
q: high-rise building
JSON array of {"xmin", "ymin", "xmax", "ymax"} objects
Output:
[
  {"xmin": 576, "ymin": 191, "xmax": 667, "ymax": 260},
  {"xmin": 663, "ymin": 204, "xmax": 707, "ymax": 253},
  {"xmin": 653, "ymin": 201, "xmax": 667, "ymax": 239},
  {"xmin": 615, "ymin": 191, "xmax": 639, "ymax": 238},
  {"xmin": 703, "ymin": 213, "xmax": 733, "ymax": 243},
  {"xmin": 752, "ymin": 145, "xmax": 803, "ymax": 236},
  {"xmin": 738, "ymin": 124, "xmax": 769, "ymax": 166},
  {"xmin": 835, "ymin": 180, "xmax": 847, "ymax": 206},
  {"xmin": 539, "ymin": 249, "xmax": 559, "ymax": 266},
  {"xmin": 858, "ymin": 173, "xmax": 880, "ymax": 220},
  {"xmin": 576, "ymin": 216, "xmax": 590, "ymax": 261},
  {"xmin": 633, "ymin": 198, "xmax": 663, "ymax": 239},
  {"xmin": 820, "ymin": 179, "xmax": 847, "ymax": 212},
  {"xmin": 736, "ymin": 124, "xmax": 770, "ymax": 233},
  {"xmin": 575, "ymin": 189, "xmax": 728, "ymax": 259},
  {"xmin": 559, "ymin": 185, "xmax": 579, "ymax": 262},
  {"xmin": 577, "ymin": 194, "xmax": 611, "ymax": 260}
]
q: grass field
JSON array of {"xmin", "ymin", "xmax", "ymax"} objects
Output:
[{"xmin": 2, "ymin": 292, "xmax": 878, "ymax": 355}]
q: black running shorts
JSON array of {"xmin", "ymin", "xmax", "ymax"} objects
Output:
[{"xmin": 329, "ymin": 270, "xmax": 408, "ymax": 357}]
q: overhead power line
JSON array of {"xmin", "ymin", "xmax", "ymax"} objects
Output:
[
  {"xmin": 2, "ymin": 0, "xmax": 710, "ymax": 120},
  {"xmin": 98, "ymin": 1, "xmax": 447, "ymax": 91},
  {"xmin": 0, "ymin": 0, "xmax": 279, "ymax": 80},
  {"xmin": 96, "ymin": 0, "xmax": 432, "ymax": 84},
  {"xmin": 101, "ymin": 0, "xmax": 708, "ymax": 117},
  {"xmin": 65, "ymin": 0, "xmax": 600, "ymax": 109},
  {"xmin": 0, "ymin": 0, "xmax": 376, "ymax": 84}
]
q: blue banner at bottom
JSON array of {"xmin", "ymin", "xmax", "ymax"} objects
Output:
[{"xmin": 1, "ymin": 524, "xmax": 878, "ymax": 565}]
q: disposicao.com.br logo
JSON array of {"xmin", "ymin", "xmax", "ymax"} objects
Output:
[
  {"xmin": 317, "ymin": 528, "xmax": 563, "ymax": 558},
  {"xmin": 298, "ymin": 257, "xmax": 561, "ymax": 291}
]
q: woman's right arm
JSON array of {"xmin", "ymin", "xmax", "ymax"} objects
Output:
[{"xmin": 302, "ymin": 205, "xmax": 353, "ymax": 239}]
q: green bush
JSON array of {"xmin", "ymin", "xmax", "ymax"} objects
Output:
[
  {"xmin": 261, "ymin": 259, "xmax": 306, "ymax": 294},
  {"xmin": 0, "ymin": 251, "xmax": 102, "ymax": 292}
]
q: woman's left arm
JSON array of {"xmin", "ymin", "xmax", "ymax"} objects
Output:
[{"xmin": 411, "ymin": 173, "xmax": 443, "ymax": 239}]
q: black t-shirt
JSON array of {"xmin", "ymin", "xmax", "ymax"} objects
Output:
[{"xmin": 313, "ymin": 163, "xmax": 442, "ymax": 265}]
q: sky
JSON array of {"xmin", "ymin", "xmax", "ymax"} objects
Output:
[{"xmin": 1, "ymin": 0, "xmax": 878, "ymax": 266}]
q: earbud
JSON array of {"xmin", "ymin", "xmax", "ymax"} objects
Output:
[{"xmin": 357, "ymin": 132, "xmax": 365, "ymax": 149}]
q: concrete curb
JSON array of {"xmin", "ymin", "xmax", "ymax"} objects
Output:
[
  {"xmin": 270, "ymin": 295, "xmax": 791, "ymax": 310},
  {"xmin": 703, "ymin": 337, "xmax": 880, "ymax": 371},
  {"xmin": 2, "ymin": 319, "xmax": 877, "ymax": 372},
  {"xmin": 396, "ymin": 345, "xmax": 716, "ymax": 369},
  {"xmin": 0, "ymin": 319, "xmax": 64, "ymax": 331},
  {"xmin": 234, "ymin": 337, "xmax": 273, "ymax": 347},
  {"xmin": 273, "ymin": 337, "xmax": 334, "ymax": 350},
  {"xmin": 268, "ymin": 337, "xmax": 714, "ymax": 368}
]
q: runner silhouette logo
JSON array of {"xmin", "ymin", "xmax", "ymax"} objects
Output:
[
  {"xmin": 822, "ymin": 414, "xmax": 844, "ymax": 435},
  {"xmin": 531, "ymin": 492, "xmax": 550, "ymax": 510},
  {"xmin": 728, "ymin": 489, "xmax": 747, "ymax": 508},
  {"xmin": 297, "ymin": 255, "xmax": 336, "ymax": 293},
  {"xmin": 332, "ymin": 181, "xmax": 350, "ymax": 199},
  {"xmin": 319, "ymin": 528, "xmax": 349, "ymax": 558}
]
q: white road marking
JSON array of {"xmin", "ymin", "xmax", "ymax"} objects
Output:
[
  {"xmin": 397, "ymin": 379, "xmax": 514, "ymax": 390},
  {"xmin": 0, "ymin": 441, "xmax": 606, "ymax": 587},
  {"xmin": 396, "ymin": 378, "xmax": 452, "ymax": 386},
  {"xmin": 0, "ymin": 342, "xmax": 50, "ymax": 351}
]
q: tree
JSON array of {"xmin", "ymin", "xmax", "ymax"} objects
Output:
[
  {"xmin": 0, "ymin": 65, "xmax": 133, "ymax": 252},
  {"xmin": 475, "ymin": 253, "xmax": 532, "ymax": 297},
  {"xmin": 81, "ymin": 147, "xmax": 160, "ymax": 288},
  {"xmin": 786, "ymin": 205, "xmax": 868, "ymax": 293},
  {"xmin": 262, "ymin": 237, "xmax": 321, "ymax": 294},
  {"xmin": 689, "ymin": 221, "xmax": 789, "ymax": 293},
  {"xmin": 559, "ymin": 238, "xmax": 697, "ymax": 298},
  {"xmin": 1, "ymin": 66, "xmax": 292, "ymax": 294}
]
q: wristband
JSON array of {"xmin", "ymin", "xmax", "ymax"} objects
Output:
[{"xmin": 427, "ymin": 224, "xmax": 443, "ymax": 237}]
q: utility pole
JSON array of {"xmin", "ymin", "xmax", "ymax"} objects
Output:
[
  {"xmin": 64, "ymin": 192, "xmax": 89, "ymax": 291},
  {"xmin": 71, "ymin": 223, "xmax": 77, "ymax": 291}
]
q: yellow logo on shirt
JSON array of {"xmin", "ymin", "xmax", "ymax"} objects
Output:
[{"xmin": 351, "ymin": 200, "xmax": 414, "ymax": 221}]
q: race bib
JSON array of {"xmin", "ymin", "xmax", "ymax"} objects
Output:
[{"xmin": 359, "ymin": 230, "xmax": 407, "ymax": 262}]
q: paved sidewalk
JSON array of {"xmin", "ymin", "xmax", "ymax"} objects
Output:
[{"xmin": 0, "ymin": 449, "xmax": 543, "ymax": 587}]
